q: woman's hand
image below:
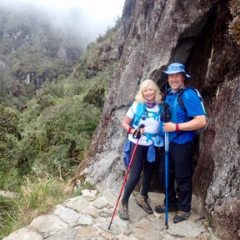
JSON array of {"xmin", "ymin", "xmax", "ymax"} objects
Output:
[
  {"xmin": 135, "ymin": 127, "xmax": 144, "ymax": 135},
  {"xmin": 140, "ymin": 127, "xmax": 145, "ymax": 135}
]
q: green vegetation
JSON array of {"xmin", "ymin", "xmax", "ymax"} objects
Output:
[{"xmin": 0, "ymin": 15, "xmax": 121, "ymax": 238}]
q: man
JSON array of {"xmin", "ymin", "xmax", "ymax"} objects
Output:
[{"xmin": 155, "ymin": 62, "xmax": 207, "ymax": 223}]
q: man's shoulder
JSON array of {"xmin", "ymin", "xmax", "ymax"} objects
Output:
[
  {"xmin": 181, "ymin": 87, "xmax": 199, "ymax": 100},
  {"xmin": 182, "ymin": 86, "xmax": 198, "ymax": 94}
]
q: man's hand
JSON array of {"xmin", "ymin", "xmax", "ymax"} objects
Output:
[{"xmin": 163, "ymin": 122, "xmax": 176, "ymax": 132}]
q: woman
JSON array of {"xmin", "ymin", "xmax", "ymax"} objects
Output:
[{"xmin": 119, "ymin": 79, "xmax": 163, "ymax": 220}]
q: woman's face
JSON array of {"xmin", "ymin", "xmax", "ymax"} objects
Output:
[{"xmin": 142, "ymin": 84, "xmax": 156, "ymax": 102}]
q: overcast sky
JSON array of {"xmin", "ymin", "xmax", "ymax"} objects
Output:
[{"xmin": 1, "ymin": 0, "xmax": 125, "ymax": 45}]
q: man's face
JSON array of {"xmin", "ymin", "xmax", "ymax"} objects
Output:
[{"xmin": 168, "ymin": 73, "xmax": 185, "ymax": 92}]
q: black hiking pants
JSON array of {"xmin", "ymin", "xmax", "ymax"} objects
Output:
[
  {"xmin": 158, "ymin": 141, "xmax": 193, "ymax": 212},
  {"xmin": 122, "ymin": 142, "xmax": 156, "ymax": 203}
]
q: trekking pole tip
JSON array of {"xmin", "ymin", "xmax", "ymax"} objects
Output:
[
  {"xmin": 108, "ymin": 222, "xmax": 112, "ymax": 230},
  {"xmin": 165, "ymin": 221, "xmax": 169, "ymax": 229}
]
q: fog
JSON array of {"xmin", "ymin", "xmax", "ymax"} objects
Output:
[{"xmin": 0, "ymin": 0, "xmax": 125, "ymax": 47}]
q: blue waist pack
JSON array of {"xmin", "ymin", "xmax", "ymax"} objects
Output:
[{"xmin": 122, "ymin": 139, "xmax": 156, "ymax": 167}]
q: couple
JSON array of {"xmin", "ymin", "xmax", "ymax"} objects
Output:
[{"xmin": 120, "ymin": 63, "xmax": 207, "ymax": 224}]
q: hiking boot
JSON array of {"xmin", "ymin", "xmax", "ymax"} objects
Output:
[
  {"xmin": 136, "ymin": 195, "xmax": 153, "ymax": 214},
  {"xmin": 154, "ymin": 205, "xmax": 178, "ymax": 214},
  {"xmin": 173, "ymin": 210, "xmax": 191, "ymax": 223},
  {"xmin": 119, "ymin": 201, "xmax": 129, "ymax": 220}
]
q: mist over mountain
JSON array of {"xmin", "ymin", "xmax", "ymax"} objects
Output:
[
  {"xmin": 0, "ymin": 0, "xmax": 123, "ymax": 108},
  {"xmin": 0, "ymin": 0, "xmax": 124, "ymax": 47},
  {"xmin": 0, "ymin": 6, "xmax": 82, "ymax": 108}
]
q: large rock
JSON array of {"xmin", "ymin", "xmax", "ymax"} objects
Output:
[{"xmin": 76, "ymin": 1, "xmax": 240, "ymax": 239}]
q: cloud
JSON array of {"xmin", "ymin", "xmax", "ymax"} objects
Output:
[{"xmin": 0, "ymin": 0, "xmax": 125, "ymax": 46}]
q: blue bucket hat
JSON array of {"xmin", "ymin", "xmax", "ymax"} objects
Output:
[{"xmin": 163, "ymin": 63, "xmax": 191, "ymax": 78}]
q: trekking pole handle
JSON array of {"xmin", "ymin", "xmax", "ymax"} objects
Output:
[
  {"xmin": 161, "ymin": 103, "xmax": 171, "ymax": 122},
  {"xmin": 133, "ymin": 124, "xmax": 145, "ymax": 139}
]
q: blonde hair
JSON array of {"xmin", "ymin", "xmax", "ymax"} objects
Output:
[{"xmin": 135, "ymin": 79, "xmax": 162, "ymax": 104}]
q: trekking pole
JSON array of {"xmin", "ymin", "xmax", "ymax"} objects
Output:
[
  {"xmin": 160, "ymin": 102, "xmax": 171, "ymax": 229},
  {"xmin": 108, "ymin": 124, "xmax": 145, "ymax": 230},
  {"xmin": 165, "ymin": 131, "xmax": 169, "ymax": 229}
]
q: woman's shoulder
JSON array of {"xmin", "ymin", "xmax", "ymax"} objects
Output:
[
  {"xmin": 132, "ymin": 101, "xmax": 145, "ymax": 108},
  {"xmin": 131, "ymin": 101, "xmax": 138, "ymax": 109},
  {"xmin": 130, "ymin": 101, "xmax": 142, "ymax": 114}
]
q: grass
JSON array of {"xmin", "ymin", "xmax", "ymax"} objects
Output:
[{"xmin": 0, "ymin": 174, "xmax": 88, "ymax": 239}]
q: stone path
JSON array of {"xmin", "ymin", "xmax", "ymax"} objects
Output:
[{"xmin": 3, "ymin": 189, "xmax": 221, "ymax": 240}]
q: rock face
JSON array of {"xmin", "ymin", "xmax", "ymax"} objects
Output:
[{"xmin": 76, "ymin": 0, "xmax": 240, "ymax": 239}]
